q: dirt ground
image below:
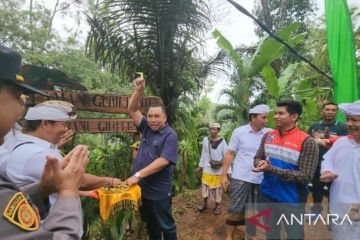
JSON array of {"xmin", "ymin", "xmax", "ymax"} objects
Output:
[{"xmin": 171, "ymin": 189, "xmax": 332, "ymax": 240}]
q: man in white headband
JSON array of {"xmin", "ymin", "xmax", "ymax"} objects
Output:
[
  {"xmin": 6, "ymin": 100, "xmax": 122, "ymax": 218},
  {"xmin": 0, "ymin": 101, "xmax": 75, "ymax": 177},
  {"xmin": 25, "ymin": 100, "xmax": 77, "ymax": 121},
  {"xmin": 0, "ymin": 45, "xmax": 88, "ymax": 239},
  {"xmin": 195, "ymin": 122, "xmax": 228, "ymax": 215},
  {"xmin": 221, "ymin": 104, "xmax": 272, "ymax": 240},
  {"xmin": 320, "ymin": 101, "xmax": 360, "ymax": 240}
]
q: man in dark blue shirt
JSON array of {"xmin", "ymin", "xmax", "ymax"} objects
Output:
[{"xmin": 126, "ymin": 77, "xmax": 178, "ymax": 240}]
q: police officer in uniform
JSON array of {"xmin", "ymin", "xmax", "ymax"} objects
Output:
[{"xmin": 0, "ymin": 45, "xmax": 89, "ymax": 239}]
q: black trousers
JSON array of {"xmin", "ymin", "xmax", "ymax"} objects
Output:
[
  {"xmin": 311, "ymin": 165, "xmax": 331, "ymax": 213},
  {"xmin": 140, "ymin": 196, "xmax": 177, "ymax": 240}
]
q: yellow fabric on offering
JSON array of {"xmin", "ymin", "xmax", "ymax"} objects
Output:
[
  {"xmin": 202, "ymin": 172, "xmax": 221, "ymax": 188},
  {"xmin": 97, "ymin": 184, "xmax": 141, "ymax": 221}
]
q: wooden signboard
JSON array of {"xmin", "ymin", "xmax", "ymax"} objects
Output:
[
  {"xmin": 68, "ymin": 119, "xmax": 137, "ymax": 133},
  {"xmin": 28, "ymin": 90, "xmax": 162, "ymax": 114}
]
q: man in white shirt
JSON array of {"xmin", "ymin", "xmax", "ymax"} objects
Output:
[
  {"xmin": 6, "ymin": 100, "xmax": 122, "ymax": 218},
  {"xmin": 195, "ymin": 122, "xmax": 228, "ymax": 215},
  {"xmin": 221, "ymin": 104, "xmax": 271, "ymax": 240},
  {"xmin": 0, "ymin": 44, "xmax": 88, "ymax": 239},
  {"xmin": 0, "ymin": 122, "xmax": 74, "ymax": 178},
  {"xmin": 320, "ymin": 101, "xmax": 360, "ymax": 240},
  {"xmin": 0, "ymin": 123, "xmax": 23, "ymax": 176}
]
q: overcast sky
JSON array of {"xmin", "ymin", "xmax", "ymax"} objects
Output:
[{"xmin": 27, "ymin": 0, "xmax": 360, "ymax": 103}]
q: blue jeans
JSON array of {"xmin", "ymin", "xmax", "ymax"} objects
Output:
[{"xmin": 140, "ymin": 196, "xmax": 177, "ymax": 240}]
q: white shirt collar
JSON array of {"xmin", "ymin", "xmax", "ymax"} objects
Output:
[
  {"xmin": 19, "ymin": 134, "xmax": 57, "ymax": 150},
  {"xmin": 245, "ymin": 123, "xmax": 264, "ymax": 134}
]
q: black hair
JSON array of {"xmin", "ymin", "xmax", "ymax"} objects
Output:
[
  {"xmin": 322, "ymin": 102, "xmax": 338, "ymax": 109},
  {"xmin": 24, "ymin": 120, "xmax": 56, "ymax": 132},
  {"xmin": 277, "ymin": 100, "xmax": 302, "ymax": 117},
  {"xmin": 148, "ymin": 103, "xmax": 166, "ymax": 115},
  {"xmin": 249, "ymin": 113, "xmax": 259, "ymax": 121}
]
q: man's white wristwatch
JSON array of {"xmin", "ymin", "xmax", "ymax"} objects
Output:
[{"xmin": 134, "ymin": 171, "xmax": 142, "ymax": 179}]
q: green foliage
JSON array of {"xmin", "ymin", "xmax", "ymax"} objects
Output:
[
  {"xmin": 249, "ymin": 23, "xmax": 306, "ymax": 77},
  {"xmin": 86, "ymin": 0, "xmax": 212, "ymax": 123},
  {"xmin": 212, "ymin": 23, "xmax": 306, "ymax": 126},
  {"xmin": 25, "ymin": 49, "xmax": 132, "ymax": 94},
  {"xmin": 99, "ymin": 209, "xmax": 137, "ymax": 240},
  {"xmin": 86, "ymin": 141, "xmax": 132, "ymax": 179},
  {"xmin": 0, "ymin": 0, "xmax": 127, "ymax": 95},
  {"xmin": 261, "ymin": 61, "xmax": 331, "ymax": 129},
  {"xmin": 298, "ymin": 98, "xmax": 320, "ymax": 130},
  {"xmin": 212, "ymin": 29, "xmax": 244, "ymax": 77},
  {"xmin": 82, "ymin": 201, "xmax": 140, "ymax": 240},
  {"xmin": 81, "ymin": 136, "xmax": 135, "ymax": 240},
  {"xmin": 212, "ymin": 19, "xmax": 341, "ymax": 130},
  {"xmin": 278, "ymin": 63, "xmax": 298, "ymax": 93},
  {"xmin": 0, "ymin": 0, "xmax": 53, "ymax": 52},
  {"xmin": 173, "ymin": 97, "xmax": 213, "ymax": 191},
  {"xmin": 25, "ymin": 48, "xmax": 129, "ymax": 93},
  {"xmin": 0, "ymin": 0, "xmax": 216, "ymax": 239},
  {"xmin": 262, "ymin": 65, "xmax": 279, "ymax": 97},
  {"xmin": 6, "ymin": 1, "xmax": 359, "ymax": 239},
  {"xmin": 253, "ymin": 0, "xmax": 317, "ymax": 38}
]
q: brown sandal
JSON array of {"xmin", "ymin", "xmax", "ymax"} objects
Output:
[{"xmin": 214, "ymin": 205, "xmax": 221, "ymax": 215}]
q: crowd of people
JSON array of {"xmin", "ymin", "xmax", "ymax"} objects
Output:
[
  {"xmin": 0, "ymin": 44, "xmax": 359, "ymax": 240},
  {"xmin": 0, "ymin": 45, "xmax": 179, "ymax": 240},
  {"xmin": 197, "ymin": 101, "xmax": 360, "ymax": 240}
]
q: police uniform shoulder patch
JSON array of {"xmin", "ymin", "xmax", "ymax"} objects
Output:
[{"xmin": 3, "ymin": 192, "xmax": 39, "ymax": 231}]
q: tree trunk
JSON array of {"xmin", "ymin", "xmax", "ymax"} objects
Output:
[
  {"xmin": 260, "ymin": 0, "xmax": 273, "ymax": 31},
  {"xmin": 29, "ymin": 0, "xmax": 33, "ymax": 50},
  {"xmin": 181, "ymin": 151, "xmax": 187, "ymax": 190},
  {"xmin": 48, "ymin": 0, "xmax": 60, "ymax": 36},
  {"xmin": 271, "ymin": 59, "xmax": 282, "ymax": 78},
  {"xmin": 279, "ymin": 0, "xmax": 288, "ymax": 28},
  {"xmin": 271, "ymin": 0, "xmax": 288, "ymax": 77},
  {"xmin": 260, "ymin": 0, "xmax": 288, "ymax": 77}
]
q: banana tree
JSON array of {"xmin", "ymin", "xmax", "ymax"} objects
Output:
[
  {"xmin": 212, "ymin": 22, "xmax": 307, "ymax": 125},
  {"xmin": 173, "ymin": 97, "xmax": 211, "ymax": 190},
  {"xmin": 260, "ymin": 63, "xmax": 332, "ymax": 128}
]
